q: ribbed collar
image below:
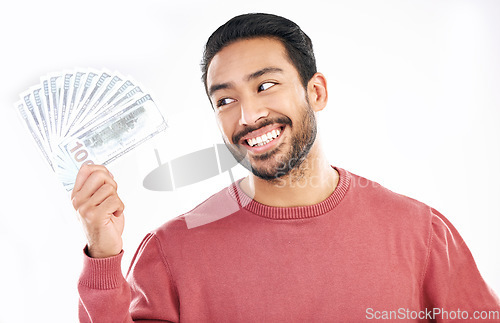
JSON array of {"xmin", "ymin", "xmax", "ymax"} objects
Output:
[{"xmin": 227, "ymin": 166, "xmax": 351, "ymax": 220}]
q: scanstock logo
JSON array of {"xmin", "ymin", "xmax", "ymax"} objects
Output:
[{"xmin": 143, "ymin": 144, "xmax": 253, "ymax": 228}]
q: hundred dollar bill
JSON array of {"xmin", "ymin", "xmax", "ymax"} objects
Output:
[
  {"xmin": 63, "ymin": 71, "xmax": 86, "ymax": 136},
  {"xmin": 84, "ymin": 75, "xmax": 122, "ymax": 119},
  {"xmin": 20, "ymin": 91, "xmax": 45, "ymax": 141},
  {"xmin": 32, "ymin": 87, "xmax": 51, "ymax": 149},
  {"xmin": 66, "ymin": 71, "xmax": 98, "ymax": 133},
  {"xmin": 59, "ymin": 94, "xmax": 167, "ymax": 189},
  {"xmin": 100, "ymin": 79, "xmax": 134, "ymax": 110},
  {"xmin": 41, "ymin": 78, "xmax": 54, "ymax": 136},
  {"xmin": 16, "ymin": 101, "xmax": 54, "ymax": 171},
  {"xmin": 77, "ymin": 72, "xmax": 110, "ymax": 119},
  {"xmin": 58, "ymin": 72, "xmax": 73, "ymax": 136},
  {"xmin": 49, "ymin": 75, "xmax": 61, "ymax": 137}
]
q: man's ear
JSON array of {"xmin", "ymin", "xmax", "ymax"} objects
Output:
[{"xmin": 306, "ymin": 72, "xmax": 328, "ymax": 112}]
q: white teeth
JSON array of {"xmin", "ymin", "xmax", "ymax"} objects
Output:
[{"xmin": 246, "ymin": 128, "xmax": 282, "ymax": 147}]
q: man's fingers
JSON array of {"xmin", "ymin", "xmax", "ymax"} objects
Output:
[
  {"xmin": 87, "ymin": 183, "xmax": 117, "ymax": 207},
  {"xmin": 77, "ymin": 193, "xmax": 124, "ymax": 227},
  {"xmin": 72, "ymin": 170, "xmax": 117, "ymax": 209},
  {"xmin": 98, "ymin": 194, "xmax": 125, "ymax": 218},
  {"xmin": 80, "ymin": 170, "xmax": 117, "ymax": 196},
  {"xmin": 72, "ymin": 164, "xmax": 113, "ymax": 198}
]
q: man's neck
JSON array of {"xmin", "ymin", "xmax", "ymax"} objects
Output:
[{"xmin": 239, "ymin": 143, "xmax": 339, "ymax": 208}]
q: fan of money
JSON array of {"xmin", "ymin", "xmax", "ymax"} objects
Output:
[{"xmin": 16, "ymin": 69, "xmax": 168, "ymax": 191}]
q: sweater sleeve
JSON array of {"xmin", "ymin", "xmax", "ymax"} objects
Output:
[
  {"xmin": 78, "ymin": 233, "xmax": 179, "ymax": 322},
  {"xmin": 421, "ymin": 207, "xmax": 500, "ymax": 321}
]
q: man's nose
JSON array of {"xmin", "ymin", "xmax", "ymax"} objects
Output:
[{"xmin": 238, "ymin": 97, "xmax": 269, "ymax": 126}]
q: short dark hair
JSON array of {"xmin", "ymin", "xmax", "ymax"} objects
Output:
[{"xmin": 201, "ymin": 13, "xmax": 317, "ymax": 95}]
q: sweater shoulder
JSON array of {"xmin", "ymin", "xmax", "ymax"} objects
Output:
[{"xmin": 345, "ymin": 170, "xmax": 434, "ymax": 226}]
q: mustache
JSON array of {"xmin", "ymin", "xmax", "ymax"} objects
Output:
[{"xmin": 232, "ymin": 116, "xmax": 292, "ymax": 144}]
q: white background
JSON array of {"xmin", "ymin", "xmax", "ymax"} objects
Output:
[{"xmin": 0, "ymin": 0, "xmax": 499, "ymax": 321}]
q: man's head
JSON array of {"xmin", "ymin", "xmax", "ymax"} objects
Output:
[
  {"xmin": 203, "ymin": 14, "xmax": 328, "ymax": 182},
  {"xmin": 201, "ymin": 13, "xmax": 317, "ymax": 95}
]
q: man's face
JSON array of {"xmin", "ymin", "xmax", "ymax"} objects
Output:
[{"xmin": 206, "ymin": 37, "xmax": 317, "ymax": 181}]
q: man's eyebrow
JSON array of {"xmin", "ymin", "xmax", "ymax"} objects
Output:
[
  {"xmin": 208, "ymin": 82, "xmax": 233, "ymax": 97},
  {"xmin": 246, "ymin": 67, "xmax": 284, "ymax": 81},
  {"xmin": 208, "ymin": 67, "xmax": 284, "ymax": 97}
]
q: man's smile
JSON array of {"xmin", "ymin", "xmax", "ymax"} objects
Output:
[
  {"xmin": 232, "ymin": 116, "xmax": 292, "ymax": 156},
  {"xmin": 241, "ymin": 124, "xmax": 283, "ymax": 147}
]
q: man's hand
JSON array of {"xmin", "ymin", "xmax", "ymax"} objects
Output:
[{"xmin": 71, "ymin": 164, "xmax": 125, "ymax": 258}]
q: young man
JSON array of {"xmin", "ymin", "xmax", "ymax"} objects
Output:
[{"xmin": 73, "ymin": 13, "xmax": 500, "ymax": 322}]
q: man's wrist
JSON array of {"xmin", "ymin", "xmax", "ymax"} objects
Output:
[{"xmin": 86, "ymin": 243, "xmax": 123, "ymax": 259}]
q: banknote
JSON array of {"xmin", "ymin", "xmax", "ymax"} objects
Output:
[
  {"xmin": 16, "ymin": 69, "xmax": 168, "ymax": 190},
  {"xmin": 16, "ymin": 101, "xmax": 54, "ymax": 170}
]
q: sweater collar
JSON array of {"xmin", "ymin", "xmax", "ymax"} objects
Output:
[{"xmin": 227, "ymin": 166, "xmax": 350, "ymax": 220}]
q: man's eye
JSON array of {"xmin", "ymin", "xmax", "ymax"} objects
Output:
[
  {"xmin": 217, "ymin": 97, "xmax": 235, "ymax": 108},
  {"xmin": 258, "ymin": 82, "xmax": 277, "ymax": 92}
]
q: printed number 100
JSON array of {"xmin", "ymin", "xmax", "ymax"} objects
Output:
[{"xmin": 69, "ymin": 141, "xmax": 94, "ymax": 165}]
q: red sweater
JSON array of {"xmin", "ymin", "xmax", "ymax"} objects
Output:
[{"xmin": 78, "ymin": 167, "xmax": 500, "ymax": 322}]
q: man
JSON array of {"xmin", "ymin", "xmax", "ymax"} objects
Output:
[{"xmin": 73, "ymin": 13, "xmax": 500, "ymax": 322}]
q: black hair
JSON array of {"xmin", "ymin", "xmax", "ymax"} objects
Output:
[{"xmin": 201, "ymin": 13, "xmax": 317, "ymax": 96}]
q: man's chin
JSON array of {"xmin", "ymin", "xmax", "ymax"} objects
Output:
[
  {"xmin": 250, "ymin": 167, "xmax": 288, "ymax": 181},
  {"xmin": 245, "ymin": 156, "xmax": 291, "ymax": 181}
]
